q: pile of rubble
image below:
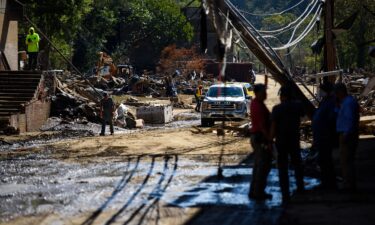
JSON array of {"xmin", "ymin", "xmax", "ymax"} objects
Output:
[
  {"xmin": 49, "ymin": 66, "xmax": 206, "ymax": 131},
  {"xmin": 302, "ymin": 70, "xmax": 375, "ymax": 115},
  {"xmin": 343, "ymin": 71, "xmax": 375, "ymax": 115}
]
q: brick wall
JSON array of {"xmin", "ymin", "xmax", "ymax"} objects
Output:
[
  {"xmin": 10, "ymin": 114, "xmax": 26, "ymax": 133},
  {"xmin": 25, "ymin": 100, "xmax": 50, "ymax": 132}
]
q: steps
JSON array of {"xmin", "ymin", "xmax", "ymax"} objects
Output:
[{"xmin": 0, "ymin": 71, "xmax": 42, "ymax": 126}]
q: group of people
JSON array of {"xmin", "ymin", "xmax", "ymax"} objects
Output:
[{"xmin": 249, "ymin": 82, "xmax": 359, "ymax": 203}]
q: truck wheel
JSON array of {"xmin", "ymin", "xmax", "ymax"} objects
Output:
[{"xmin": 201, "ymin": 118, "xmax": 214, "ymax": 127}]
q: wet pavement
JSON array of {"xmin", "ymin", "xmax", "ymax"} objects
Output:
[{"xmin": 0, "ymin": 144, "xmax": 319, "ymax": 225}]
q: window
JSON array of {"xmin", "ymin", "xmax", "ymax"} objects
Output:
[{"xmin": 207, "ymin": 87, "xmax": 244, "ymax": 97}]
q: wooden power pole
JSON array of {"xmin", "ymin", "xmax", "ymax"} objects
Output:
[{"xmin": 323, "ymin": 0, "xmax": 337, "ymax": 76}]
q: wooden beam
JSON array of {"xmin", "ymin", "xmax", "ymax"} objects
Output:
[{"xmin": 323, "ymin": 0, "xmax": 337, "ymax": 77}]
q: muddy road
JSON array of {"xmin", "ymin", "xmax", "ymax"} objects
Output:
[
  {"xmin": 0, "ymin": 125, "xmax": 319, "ymax": 225},
  {"xmin": 0, "ymin": 79, "xmax": 320, "ymax": 225}
]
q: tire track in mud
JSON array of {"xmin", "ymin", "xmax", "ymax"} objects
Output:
[
  {"xmin": 103, "ymin": 156, "xmax": 156, "ymax": 225},
  {"xmin": 134, "ymin": 155, "xmax": 179, "ymax": 225},
  {"xmin": 81, "ymin": 156, "xmax": 140, "ymax": 225},
  {"xmin": 121, "ymin": 155, "xmax": 171, "ymax": 224},
  {"xmin": 122, "ymin": 155, "xmax": 179, "ymax": 225}
]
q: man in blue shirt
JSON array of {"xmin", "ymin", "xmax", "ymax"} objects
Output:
[{"xmin": 334, "ymin": 83, "xmax": 360, "ymax": 191}]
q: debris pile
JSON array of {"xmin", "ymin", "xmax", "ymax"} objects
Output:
[{"xmin": 47, "ymin": 64, "xmax": 207, "ymax": 132}]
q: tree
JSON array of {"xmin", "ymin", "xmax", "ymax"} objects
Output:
[
  {"xmin": 73, "ymin": 0, "xmax": 194, "ymax": 71},
  {"xmin": 159, "ymin": 44, "xmax": 205, "ymax": 75},
  {"xmin": 20, "ymin": 0, "xmax": 92, "ymax": 69},
  {"xmin": 335, "ymin": 0, "xmax": 375, "ymax": 69}
]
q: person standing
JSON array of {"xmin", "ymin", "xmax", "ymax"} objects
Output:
[
  {"xmin": 312, "ymin": 82, "xmax": 338, "ymax": 190},
  {"xmin": 195, "ymin": 85, "xmax": 203, "ymax": 112},
  {"xmin": 249, "ymin": 68, "xmax": 256, "ymax": 84},
  {"xmin": 249, "ymin": 84, "xmax": 272, "ymax": 200},
  {"xmin": 334, "ymin": 83, "xmax": 360, "ymax": 191},
  {"xmin": 100, "ymin": 92, "xmax": 115, "ymax": 136},
  {"xmin": 25, "ymin": 27, "xmax": 40, "ymax": 70},
  {"xmin": 270, "ymin": 85, "xmax": 305, "ymax": 203}
]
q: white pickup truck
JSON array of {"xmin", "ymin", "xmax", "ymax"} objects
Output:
[{"xmin": 200, "ymin": 83, "xmax": 251, "ymax": 127}]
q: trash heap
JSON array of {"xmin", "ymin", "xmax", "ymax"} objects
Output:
[{"xmin": 49, "ymin": 68, "xmax": 208, "ymax": 130}]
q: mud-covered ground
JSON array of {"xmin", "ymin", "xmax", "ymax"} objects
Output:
[
  {"xmin": 0, "ymin": 78, "xmax": 322, "ymax": 225},
  {"xmin": 0, "ymin": 126, "xmax": 320, "ymax": 225}
]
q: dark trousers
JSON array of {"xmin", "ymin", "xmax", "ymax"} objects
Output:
[
  {"xmin": 317, "ymin": 143, "xmax": 336, "ymax": 189},
  {"xmin": 249, "ymin": 135, "xmax": 272, "ymax": 197},
  {"xmin": 101, "ymin": 117, "xmax": 114, "ymax": 135},
  {"xmin": 339, "ymin": 133, "xmax": 358, "ymax": 190},
  {"xmin": 195, "ymin": 95, "xmax": 201, "ymax": 112},
  {"xmin": 28, "ymin": 52, "xmax": 38, "ymax": 70},
  {"xmin": 277, "ymin": 143, "xmax": 304, "ymax": 200}
]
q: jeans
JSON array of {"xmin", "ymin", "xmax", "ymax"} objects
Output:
[
  {"xmin": 339, "ymin": 132, "xmax": 358, "ymax": 190},
  {"xmin": 249, "ymin": 134, "xmax": 272, "ymax": 197},
  {"xmin": 101, "ymin": 116, "xmax": 114, "ymax": 135},
  {"xmin": 317, "ymin": 142, "xmax": 336, "ymax": 189},
  {"xmin": 28, "ymin": 52, "xmax": 38, "ymax": 70},
  {"xmin": 276, "ymin": 143, "xmax": 304, "ymax": 200}
]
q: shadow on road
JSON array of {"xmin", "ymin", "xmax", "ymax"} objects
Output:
[{"xmin": 81, "ymin": 156, "xmax": 141, "ymax": 225}]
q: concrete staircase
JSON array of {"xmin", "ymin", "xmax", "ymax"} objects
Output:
[{"xmin": 0, "ymin": 71, "xmax": 42, "ymax": 128}]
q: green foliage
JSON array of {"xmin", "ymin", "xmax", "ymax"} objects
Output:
[
  {"xmin": 233, "ymin": 0, "xmax": 375, "ymax": 71},
  {"xmin": 73, "ymin": 0, "xmax": 194, "ymax": 70},
  {"xmin": 21, "ymin": 0, "xmax": 92, "ymax": 68},
  {"xmin": 21, "ymin": 0, "xmax": 193, "ymax": 71},
  {"xmin": 335, "ymin": 0, "xmax": 375, "ymax": 70}
]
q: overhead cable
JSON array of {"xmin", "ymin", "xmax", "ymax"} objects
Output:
[
  {"xmin": 257, "ymin": 0, "xmax": 319, "ymax": 34},
  {"xmin": 239, "ymin": 0, "xmax": 307, "ymax": 17},
  {"xmin": 272, "ymin": 7, "xmax": 322, "ymax": 50}
]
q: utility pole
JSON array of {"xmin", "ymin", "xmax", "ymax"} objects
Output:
[{"xmin": 323, "ymin": 0, "xmax": 337, "ymax": 77}]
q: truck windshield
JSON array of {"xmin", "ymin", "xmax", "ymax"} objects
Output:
[{"xmin": 207, "ymin": 86, "xmax": 243, "ymax": 97}]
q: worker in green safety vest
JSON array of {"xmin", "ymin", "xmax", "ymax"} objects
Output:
[{"xmin": 25, "ymin": 27, "xmax": 40, "ymax": 70}]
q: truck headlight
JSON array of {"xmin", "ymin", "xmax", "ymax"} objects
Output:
[
  {"xmin": 236, "ymin": 102, "xmax": 244, "ymax": 110},
  {"xmin": 202, "ymin": 102, "xmax": 209, "ymax": 111}
]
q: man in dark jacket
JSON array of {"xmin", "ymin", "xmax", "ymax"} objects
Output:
[
  {"xmin": 100, "ymin": 92, "xmax": 115, "ymax": 136},
  {"xmin": 312, "ymin": 82, "xmax": 338, "ymax": 190},
  {"xmin": 271, "ymin": 85, "xmax": 305, "ymax": 203}
]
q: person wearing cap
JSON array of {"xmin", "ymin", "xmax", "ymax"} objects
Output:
[
  {"xmin": 25, "ymin": 27, "xmax": 40, "ymax": 70},
  {"xmin": 312, "ymin": 82, "xmax": 338, "ymax": 190},
  {"xmin": 195, "ymin": 85, "xmax": 203, "ymax": 112},
  {"xmin": 100, "ymin": 92, "xmax": 115, "ymax": 136},
  {"xmin": 334, "ymin": 83, "xmax": 360, "ymax": 191},
  {"xmin": 270, "ymin": 85, "xmax": 305, "ymax": 203},
  {"xmin": 248, "ymin": 84, "xmax": 272, "ymax": 200}
]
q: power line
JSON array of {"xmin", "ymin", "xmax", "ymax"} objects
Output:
[
  {"xmin": 239, "ymin": 0, "xmax": 307, "ymax": 17},
  {"xmin": 272, "ymin": 6, "xmax": 322, "ymax": 50},
  {"xmin": 256, "ymin": 0, "xmax": 319, "ymax": 34}
]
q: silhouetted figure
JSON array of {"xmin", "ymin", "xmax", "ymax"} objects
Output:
[
  {"xmin": 100, "ymin": 92, "xmax": 115, "ymax": 136},
  {"xmin": 271, "ymin": 86, "xmax": 305, "ymax": 203},
  {"xmin": 249, "ymin": 84, "xmax": 272, "ymax": 200},
  {"xmin": 334, "ymin": 83, "xmax": 360, "ymax": 192},
  {"xmin": 312, "ymin": 82, "xmax": 338, "ymax": 190}
]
